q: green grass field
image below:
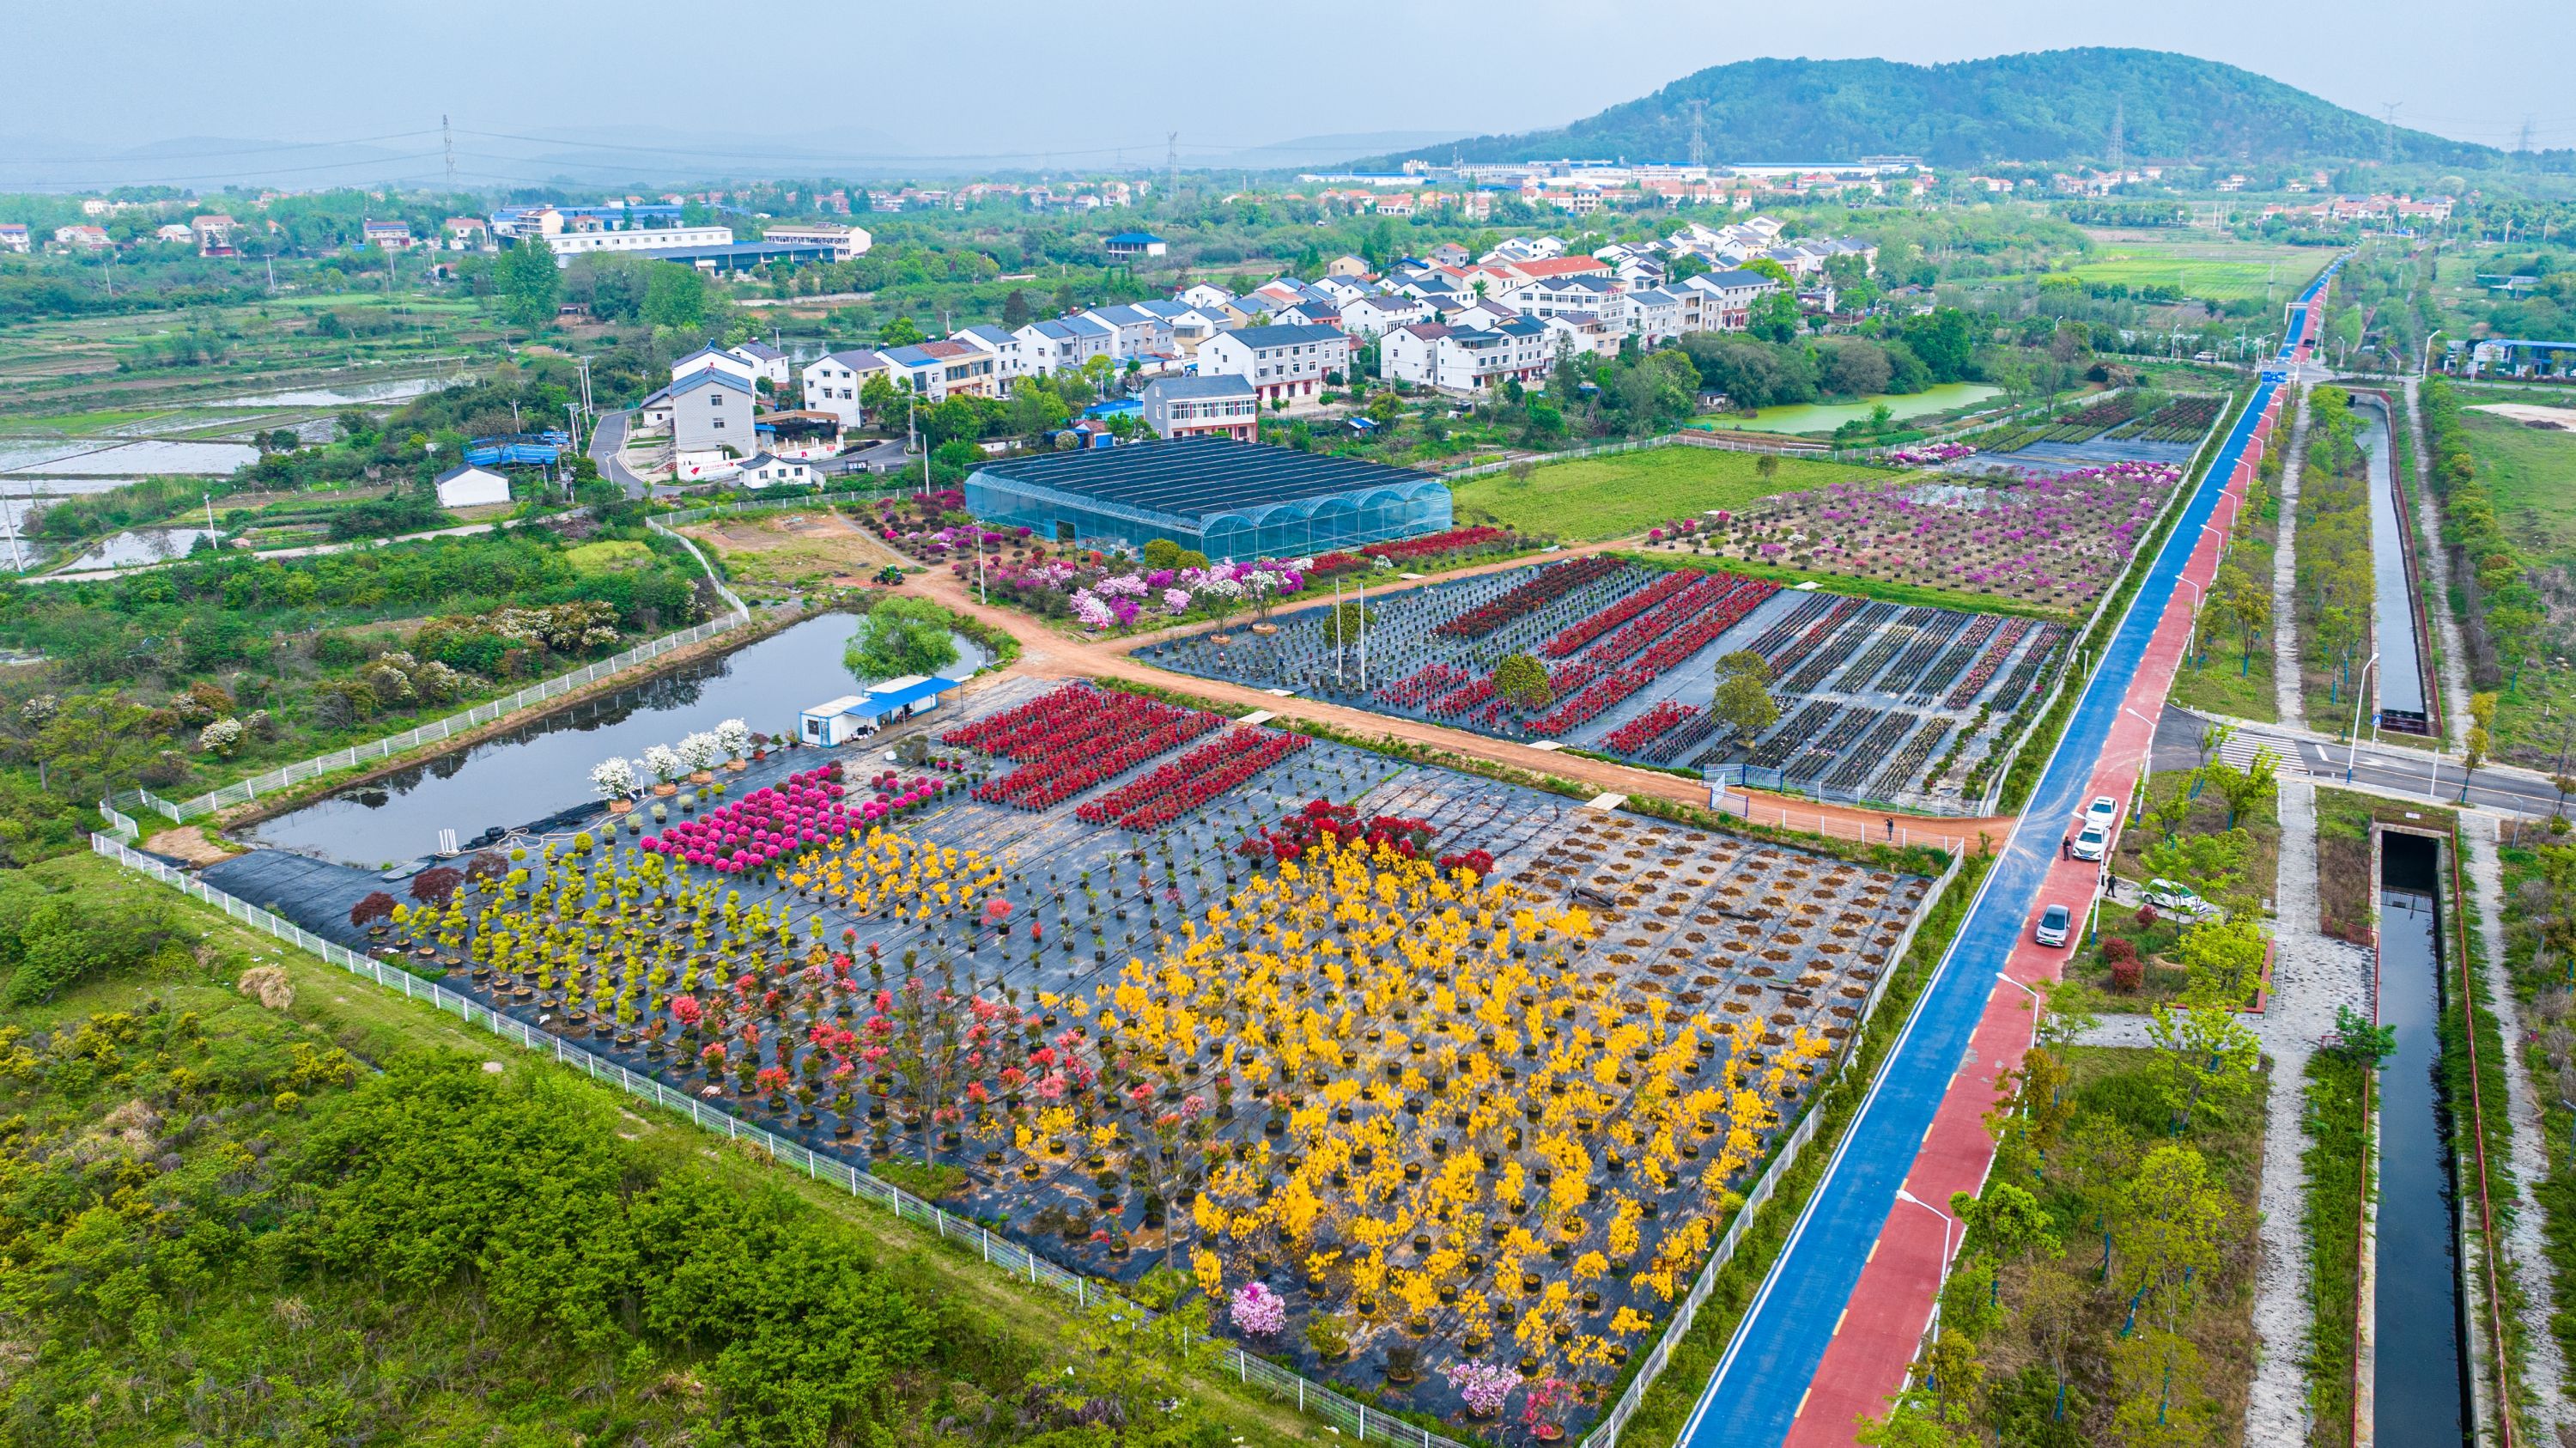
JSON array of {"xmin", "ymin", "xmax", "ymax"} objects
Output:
[
  {"xmin": 1449, "ymin": 445, "xmax": 1882, "ymax": 541},
  {"xmin": 2051, "ymin": 233, "xmax": 2331, "ymax": 306},
  {"xmin": 2460, "ymin": 408, "xmax": 2576, "ymax": 565}
]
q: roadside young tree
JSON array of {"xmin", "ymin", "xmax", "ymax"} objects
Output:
[
  {"xmin": 2460, "ymin": 691, "xmax": 2497, "ymax": 802},
  {"xmin": 2201, "ymin": 745, "xmax": 2278, "ymax": 830},
  {"xmin": 2214, "ymin": 560, "xmax": 2269, "ymax": 674}
]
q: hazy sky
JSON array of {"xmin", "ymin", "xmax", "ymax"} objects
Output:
[{"xmin": 11, "ymin": 0, "xmax": 2572, "ymax": 174}]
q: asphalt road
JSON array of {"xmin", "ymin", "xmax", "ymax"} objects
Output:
[
  {"xmin": 2157, "ymin": 704, "xmax": 2567, "ymax": 818},
  {"xmin": 589, "ymin": 408, "xmax": 650, "ymax": 498}
]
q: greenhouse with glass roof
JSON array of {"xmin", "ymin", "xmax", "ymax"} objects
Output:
[{"xmin": 962, "ymin": 437, "xmax": 1451, "ymax": 559}]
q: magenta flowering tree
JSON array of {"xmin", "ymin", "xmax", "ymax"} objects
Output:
[{"xmin": 1231, "ymin": 1281, "xmax": 1288, "ymax": 1336}]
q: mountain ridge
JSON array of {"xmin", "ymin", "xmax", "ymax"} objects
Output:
[{"xmin": 1360, "ymin": 48, "xmax": 2501, "ymax": 171}]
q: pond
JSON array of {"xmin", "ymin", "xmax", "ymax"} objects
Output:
[
  {"xmin": 0, "ymin": 438, "xmax": 259, "ymax": 478},
  {"xmin": 238, "ymin": 612, "xmax": 988, "ymax": 867},
  {"xmin": 64, "ymin": 527, "xmax": 222, "ymax": 569},
  {"xmin": 1713, "ymin": 382, "xmax": 2002, "ymax": 437}
]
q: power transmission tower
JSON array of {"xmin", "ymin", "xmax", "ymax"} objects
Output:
[
  {"xmin": 1686, "ymin": 100, "xmax": 1706, "ymax": 168},
  {"xmin": 2106, "ymin": 99, "xmax": 2124, "ymax": 172},
  {"xmin": 1166, "ymin": 131, "xmax": 1179, "ymax": 204},
  {"xmin": 2518, "ymin": 115, "xmax": 2536, "ymax": 155},
  {"xmin": 442, "ymin": 113, "xmax": 459, "ymax": 192},
  {"xmin": 2381, "ymin": 103, "xmax": 2400, "ymax": 162}
]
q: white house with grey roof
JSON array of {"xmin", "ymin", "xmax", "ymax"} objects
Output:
[
  {"xmin": 725, "ymin": 340, "xmax": 790, "ymax": 389},
  {"xmin": 1194, "ymin": 323, "xmax": 1349, "ymax": 411},
  {"xmin": 1014, "ymin": 316, "xmax": 1117, "ymax": 379},
  {"xmin": 1340, "ymin": 293, "xmax": 1430, "ymax": 339},
  {"xmin": 1140, "ymin": 374, "xmax": 1259, "ymax": 441},
  {"xmin": 951, "ymin": 325, "xmax": 1030, "ymax": 389},
  {"xmin": 1078, "ymin": 304, "xmax": 1173, "ymax": 362},
  {"xmin": 799, "ymin": 349, "xmax": 888, "ymax": 427}
]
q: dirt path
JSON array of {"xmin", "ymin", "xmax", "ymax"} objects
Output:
[
  {"xmin": 2464, "ymin": 817, "xmax": 2569, "ymax": 1424},
  {"xmin": 2274, "ymin": 387, "xmax": 2312, "ymax": 728},
  {"xmin": 906, "ymin": 549, "xmax": 2013, "ymax": 849}
]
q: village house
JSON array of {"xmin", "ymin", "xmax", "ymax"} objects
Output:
[{"xmin": 1195, "ymin": 323, "xmax": 1350, "ymax": 411}]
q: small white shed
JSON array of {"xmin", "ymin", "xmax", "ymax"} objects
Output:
[
  {"xmin": 433, "ymin": 463, "xmax": 512, "ymax": 509},
  {"xmin": 799, "ymin": 674, "xmax": 964, "ymax": 745}
]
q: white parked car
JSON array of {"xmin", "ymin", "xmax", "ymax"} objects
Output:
[
  {"xmin": 2071, "ymin": 823, "xmax": 2109, "ymax": 861},
  {"xmin": 2084, "ymin": 795, "xmax": 2121, "ymax": 832},
  {"xmin": 2144, "ymin": 878, "xmax": 2214, "ymax": 916},
  {"xmin": 2035, "ymin": 903, "xmax": 2073, "ymax": 947}
]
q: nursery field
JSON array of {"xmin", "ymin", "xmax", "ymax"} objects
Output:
[
  {"xmin": 1698, "ymin": 461, "xmax": 2186, "ymax": 616},
  {"xmin": 1133, "ymin": 557, "xmax": 2064, "ymax": 813},
  {"xmin": 1449, "ymin": 446, "xmax": 1884, "ymax": 543},
  {"xmin": 204, "ymin": 675, "xmax": 1941, "ymax": 1440}
]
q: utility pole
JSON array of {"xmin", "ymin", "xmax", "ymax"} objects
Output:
[
  {"xmin": 576, "ymin": 355, "xmax": 594, "ymax": 421},
  {"xmin": 442, "ymin": 113, "xmax": 459, "ymax": 193},
  {"xmin": 0, "ymin": 490, "xmax": 22, "ymax": 573}
]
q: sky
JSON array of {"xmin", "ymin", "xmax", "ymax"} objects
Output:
[{"xmin": 9, "ymin": 0, "xmax": 2573, "ymax": 179}]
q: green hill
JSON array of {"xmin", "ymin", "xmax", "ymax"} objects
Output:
[{"xmin": 1371, "ymin": 49, "xmax": 2496, "ymax": 170}]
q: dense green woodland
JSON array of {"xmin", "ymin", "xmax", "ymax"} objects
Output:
[{"xmin": 0, "ymin": 861, "xmax": 1241, "ymax": 1446}]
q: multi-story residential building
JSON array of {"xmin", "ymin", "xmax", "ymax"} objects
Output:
[
  {"xmin": 1134, "ymin": 299, "xmax": 1224, "ymax": 356},
  {"xmin": 1015, "ymin": 315, "xmax": 1118, "ymax": 377},
  {"xmin": 951, "ymin": 325, "xmax": 1031, "ymax": 389},
  {"xmin": 1377, "ymin": 322, "xmax": 1452, "ymax": 387},
  {"xmin": 1309, "ymin": 274, "xmax": 1372, "ymax": 307},
  {"xmin": 0, "ymin": 222, "xmax": 28, "ymax": 253},
  {"xmin": 1175, "ymin": 282, "xmax": 1235, "ymax": 310},
  {"xmin": 1340, "ymin": 293, "xmax": 1430, "ymax": 339},
  {"xmin": 1275, "ymin": 299, "xmax": 1342, "ymax": 328},
  {"xmin": 759, "ymin": 222, "xmax": 872, "ymax": 259},
  {"xmin": 1079, "ymin": 303, "xmax": 1175, "ymax": 361},
  {"xmin": 1195, "ymin": 323, "xmax": 1350, "ymax": 411},
  {"xmin": 799, "ymin": 349, "xmax": 889, "ymax": 427},
  {"xmin": 670, "ymin": 369, "xmax": 756, "ymax": 478},
  {"xmin": 1680, "ymin": 269, "xmax": 1782, "ymax": 332},
  {"xmin": 1625, "ymin": 287, "xmax": 1686, "ymax": 345},
  {"xmin": 1510, "ymin": 274, "xmax": 1629, "ymax": 332},
  {"xmin": 878, "ymin": 340, "xmax": 1001, "ymax": 400},
  {"xmin": 1140, "ymin": 375, "xmax": 1260, "ymax": 441},
  {"xmin": 442, "ymin": 216, "xmax": 490, "ymax": 250},
  {"xmin": 1382, "ymin": 317, "xmax": 1553, "ymax": 393},
  {"xmin": 671, "ymin": 345, "xmax": 761, "ymax": 389},
  {"xmin": 725, "ymin": 340, "xmax": 791, "ymax": 390},
  {"xmin": 361, "ymin": 219, "xmax": 415, "ymax": 249}
]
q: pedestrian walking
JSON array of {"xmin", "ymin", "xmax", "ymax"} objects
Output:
[
  {"xmin": 1884, "ymin": 817, "xmax": 1894, "ymax": 841},
  {"xmin": 2060, "ymin": 834, "xmax": 2071, "ymax": 861}
]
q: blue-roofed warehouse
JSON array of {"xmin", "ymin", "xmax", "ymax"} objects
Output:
[{"xmin": 963, "ymin": 435, "xmax": 1450, "ymax": 559}]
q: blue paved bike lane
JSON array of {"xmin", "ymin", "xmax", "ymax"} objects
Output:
[{"xmin": 1675, "ymin": 262, "xmax": 2338, "ymax": 1448}]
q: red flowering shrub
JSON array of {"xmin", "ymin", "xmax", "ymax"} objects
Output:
[
  {"xmin": 1237, "ymin": 799, "xmax": 1438, "ymax": 863},
  {"xmin": 2109, "ymin": 958, "xmax": 2146, "ymax": 994}
]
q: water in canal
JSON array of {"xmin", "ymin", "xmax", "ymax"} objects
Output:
[
  {"xmin": 240, "ymin": 612, "xmax": 985, "ymax": 867},
  {"xmin": 2374, "ymin": 830, "xmax": 2470, "ymax": 1445},
  {"xmin": 2356, "ymin": 395, "xmax": 2430, "ymax": 733}
]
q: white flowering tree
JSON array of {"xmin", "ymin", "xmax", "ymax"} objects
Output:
[
  {"xmin": 713, "ymin": 718, "xmax": 752, "ymax": 764},
  {"xmin": 677, "ymin": 730, "xmax": 724, "ymax": 774},
  {"xmin": 590, "ymin": 756, "xmax": 639, "ymax": 801},
  {"xmin": 197, "ymin": 717, "xmax": 244, "ymax": 757},
  {"xmin": 641, "ymin": 744, "xmax": 684, "ymax": 787}
]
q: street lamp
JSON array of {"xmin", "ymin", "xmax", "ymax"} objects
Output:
[
  {"xmin": 1996, "ymin": 970, "xmax": 2044, "ymax": 1049},
  {"xmin": 2345, "ymin": 652, "xmax": 2379, "ymax": 783},
  {"xmin": 1894, "ymin": 1186, "xmax": 1962, "ymax": 1300}
]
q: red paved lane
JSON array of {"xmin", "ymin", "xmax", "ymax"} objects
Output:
[{"xmin": 1782, "ymin": 398, "xmax": 2283, "ymax": 1444}]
